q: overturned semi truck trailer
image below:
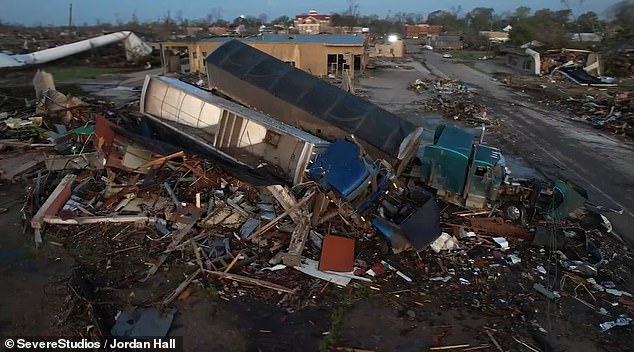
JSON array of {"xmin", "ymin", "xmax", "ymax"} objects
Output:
[
  {"xmin": 205, "ymin": 40, "xmax": 423, "ymax": 175},
  {"xmin": 140, "ymin": 75, "xmax": 329, "ymax": 186},
  {"xmin": 140, "ymin": 75, "xmax": 441, "ymax": 251}
]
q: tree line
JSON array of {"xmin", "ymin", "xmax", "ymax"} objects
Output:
[{"xmin": 2, "ymin": 0, "xmax": 631, "ymax": 48}]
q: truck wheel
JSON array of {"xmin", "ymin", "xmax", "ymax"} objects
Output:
[{"xmin": 502, "ymin": 202, "xmax": 526, "ymax": 223}]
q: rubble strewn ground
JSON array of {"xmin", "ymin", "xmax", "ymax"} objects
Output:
[
  {"xmin": 501, "ymin": 75, "xmax": 634, "ymax": 139},
  {"xmin": 2, "ymin": 50, "xmax": 634, "ymax": 352}
]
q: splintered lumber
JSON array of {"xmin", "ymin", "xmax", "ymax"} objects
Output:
[
  {"xmin": 31, "ymin": 174, "xmax": 76, "ymax": 246},
  {"xmin": 224, "ymin": 250, "xmax": 244, "ymax": 273},
  {"xmin": 485, "ymin": 331, "xmax": 504, "ymax": 352},
  {"xmin": 163, "ymin": 268, "xmax": 201, "ymax": 305},
  {"xmin": 43, "ymin": 215, "xmax": 149, "ymax": 225},
  {"xmin": 281, "ymin": 212, "xmax": 311, "ymax": 266},
  {"xmin": 267, "ymin": 185, "xmax": 301, "ymax": 222},
  {"xmin": 204, "ymin": 270, "xmax": 296, "ymax": 293},
  {"xmin": 142, "ymin": 213, "xmax": 202, "ymax": 280},
  {"xmin": 137, "ymin": 151, "xmax": 184, "ymax": 169},
  {"xmin": 250, "ymin": 190, "xmax": 316, "ymax": 239},
  {"xmin": 429, "ymin": 345, "xmax": 471, "ymax": 351}
]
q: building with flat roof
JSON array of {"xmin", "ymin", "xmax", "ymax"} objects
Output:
[
  {"xmin": 433, "ymin": 35, "xmax": 464, "ymax": 50},
  {"xmin": 404, "ymin": 24, "xmax": 444, "ymax": 39},
  {"xmin": 160, "ymin": 34, "xmax": 367, "ymax": 76},
  {"xmin": 479, "ymin": 31, "xmax": 510, "ymax": 43}
]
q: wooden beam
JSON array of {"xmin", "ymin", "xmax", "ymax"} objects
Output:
[
  {"xmin": 250, "ymin": 190, "xmax": 316, "ymax": 239},
  {"xmin": 31, "ymin": 174, "xmax": 76, "ymax": 246},
  {"xmin": 42, "ymin": 215, "xmax": 149, "ymax": 225},
  {"xmin": 204, "ymin": 270, "xmax": 295, "ymax": 293},
  {"xmin": 267, "ymin": 185, "xmax": 300, "ymax": 222},
  {"xmin": 163, "ymin": 268, "xmax": 201, "ymax": 305},
  {"xmin": 224, "ymin": 250, "xmax": 244, "ymax": 273},
  {"xmin": 137, "ymin": 151, "xmax": 185, "ymax": 169}
]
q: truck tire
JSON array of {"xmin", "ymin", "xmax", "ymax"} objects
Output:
[{"xmin": 502, "ymin": 202, "xmax": 526, "ymax": 224}]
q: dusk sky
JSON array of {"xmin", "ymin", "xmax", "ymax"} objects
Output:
[{"xmin": 0, "ymin": 0, "xmax": 622, "ymax": 26}]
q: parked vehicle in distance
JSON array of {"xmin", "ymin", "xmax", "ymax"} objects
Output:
[
  {"xmin": 442, "ymin": 53, "xmax": 453, "ymax": 59},
  {"xmin": 422, "ymin": 44, "xmax": 433, "ymax": 50}
]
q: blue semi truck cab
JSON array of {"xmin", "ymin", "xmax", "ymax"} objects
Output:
[{"xmin": 308, "ymin": 137, "xmax": 442, "ymax": 251}]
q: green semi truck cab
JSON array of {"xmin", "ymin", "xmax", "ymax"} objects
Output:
[{"xmin": 416, "ymin": 124, "xmax": 587, "ymax": 222}]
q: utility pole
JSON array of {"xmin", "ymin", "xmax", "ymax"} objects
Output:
[{"xmin": 68, "ymin": 3, "xmax": 73, "ymax": 29}]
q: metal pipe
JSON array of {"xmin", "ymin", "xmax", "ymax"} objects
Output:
[
  {"xmin": 0, "ymin": 31, "xmax": 152, "ymax": 69},
  {"xmin": 479, "ymin": 123, "xmax": 486, "ymax": 144}
]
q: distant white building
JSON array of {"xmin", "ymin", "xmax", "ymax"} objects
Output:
[
  {"xmin": 503, "ymin": 25, "xmax": 513, "ymax": 32},
  {"xmin": 479, "ymin": 31, "xmax": 510, "ymax": 43},
  {"xmin": 569, "ymin": 33, "xmax": 603, "ymax": 43}
]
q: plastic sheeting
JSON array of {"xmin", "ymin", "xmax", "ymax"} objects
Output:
[{"xmin": 205, "ymin": 40, "xmax": 422, "ymax": 163}]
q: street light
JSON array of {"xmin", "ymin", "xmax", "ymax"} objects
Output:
[{"xmin": 388, "ymin": 34, "xmax": 398, "ymax": 42}]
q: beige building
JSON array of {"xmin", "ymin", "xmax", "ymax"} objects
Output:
[
  {"xmin": 293, "ymin": 10, "xmax": 332, "ymax": 34},
  {"xmin": 479, "ymin": 31, "xmax": 510, "ymax": 43},
  {"xmin": 160, "ymin": 34, "xmax": 367, "ymax": 77},
  {"xmin": 370, "ymin": 40, "xmax": 405, "ymax": 58}
]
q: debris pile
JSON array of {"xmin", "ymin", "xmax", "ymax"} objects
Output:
[
  {"xmin": 564, "ymin": 90, "xmax": 634, "ymax": 138},
  {"xmin": 1, "ymin": 65, "xmax": 633, "ymax": 350},
  {"xmin": 408, "ymin": 78, "xmax": 490, "ymax": 125},
  {"xmin": 503, "ymin": 75, "xmax": 633, "ymax": 139}
]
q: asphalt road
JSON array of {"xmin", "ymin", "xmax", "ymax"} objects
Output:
[{"xmin": 408, "ymin": 44, "xmax": 634, "ymax": 244}]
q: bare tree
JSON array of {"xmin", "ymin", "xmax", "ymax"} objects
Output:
[
  {"xmin": 345, "ymin": 0, "xmax": 360, "ymax": 18},
  {"xmin": 175, "ymin": 10, "xmax": 184, "ymax": 25},
  {"xmin": 130, "ymin": 10, "xmax": 139, "ymax": 25},
  {"xmin": 258, "ymin": 13, "xmax": 268, "ymax": 24},
  {"xmin": 205, "ymin": 7, "xmax": 224, "ymax": 24}
]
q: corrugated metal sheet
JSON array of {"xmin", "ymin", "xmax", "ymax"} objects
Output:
[{"xmin": 205, "ymin": 39, "xmax": 421, "ymax": 165}]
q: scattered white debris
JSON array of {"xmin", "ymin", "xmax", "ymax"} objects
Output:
[
  {"xmin": 606, "ymin": 289, "xmax": 633, "ymax": 297},
  {"xmin": 507, "ymin": 254, "xmax": 521, "ymax": 264},
  {"xmin": 492, "ymin": 237, "xmax": 509, "ymax": 250},
  {"xmin": 430, "ymin": 232, "xmax": 459, "ymax": 252}
]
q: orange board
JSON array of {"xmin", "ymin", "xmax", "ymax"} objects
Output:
[{"xmin": 319, "ymin": 235, "xmax": 355, "ymax": 272}]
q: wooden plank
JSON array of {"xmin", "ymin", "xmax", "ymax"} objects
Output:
[
  {"xmin": 224, "ymin": 250, "xmax": 244, "ymax": 273},
  {"xmin": 42, "ymin": 215, "xmax": 149, "ymax": 225},
  {"xmin": 0, "ymin": 152, "xmax": 46, "ymax": 180},
  {"xmin": 204, "ymin": 270, "xmax": 295, "ymax": 293},
  {"xmin": 137, "ymin": 151, "xmax": 185, "ymax": 169},
  {"xmin": 250, "ymin": 190, "xmax": 316, "ymax": 239},
  {"xmin": 267, "ymin": 185, "xmax": 300, "ymax": 222},
  {"xmin": 429, "ymin": 345, "xmax": 471, "ymax": 350},
  {"xmin": 142, "ymin": 212, "xmax": 202, "ymax": 280},
  {"xmin": 485, "ymin": 331, "xmax": 504, "ymax": 352},
  {"xmin": 31, "ymin": 175, "xmax": 75, "ymax": 226},
  {"xmin": 30, "ymin": 174, "xmax": 76, "ymax": 247},
  {"xmin": 282, "ymin": 212, "xmax": 311, "ymax": 266},
  {"xmin": 163, "ymin": 268, "xmax": 201, "ymax": 305}
]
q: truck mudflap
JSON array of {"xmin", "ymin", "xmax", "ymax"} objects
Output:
[{"xmin": 372, "ymin": 192, "xmax": 442, "ymax": 250}]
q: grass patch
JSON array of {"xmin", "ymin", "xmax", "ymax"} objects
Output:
[
  {"xmin": 204, "ymin": 283, "xmax": 220, "ymax": 301},
  {"xmin": 45, "ymin": 66, "xmax": 123, "ymax": 81},
  {"xmin": 319, "ymin": 305, "xmax": 346, "ymax": 352}
]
